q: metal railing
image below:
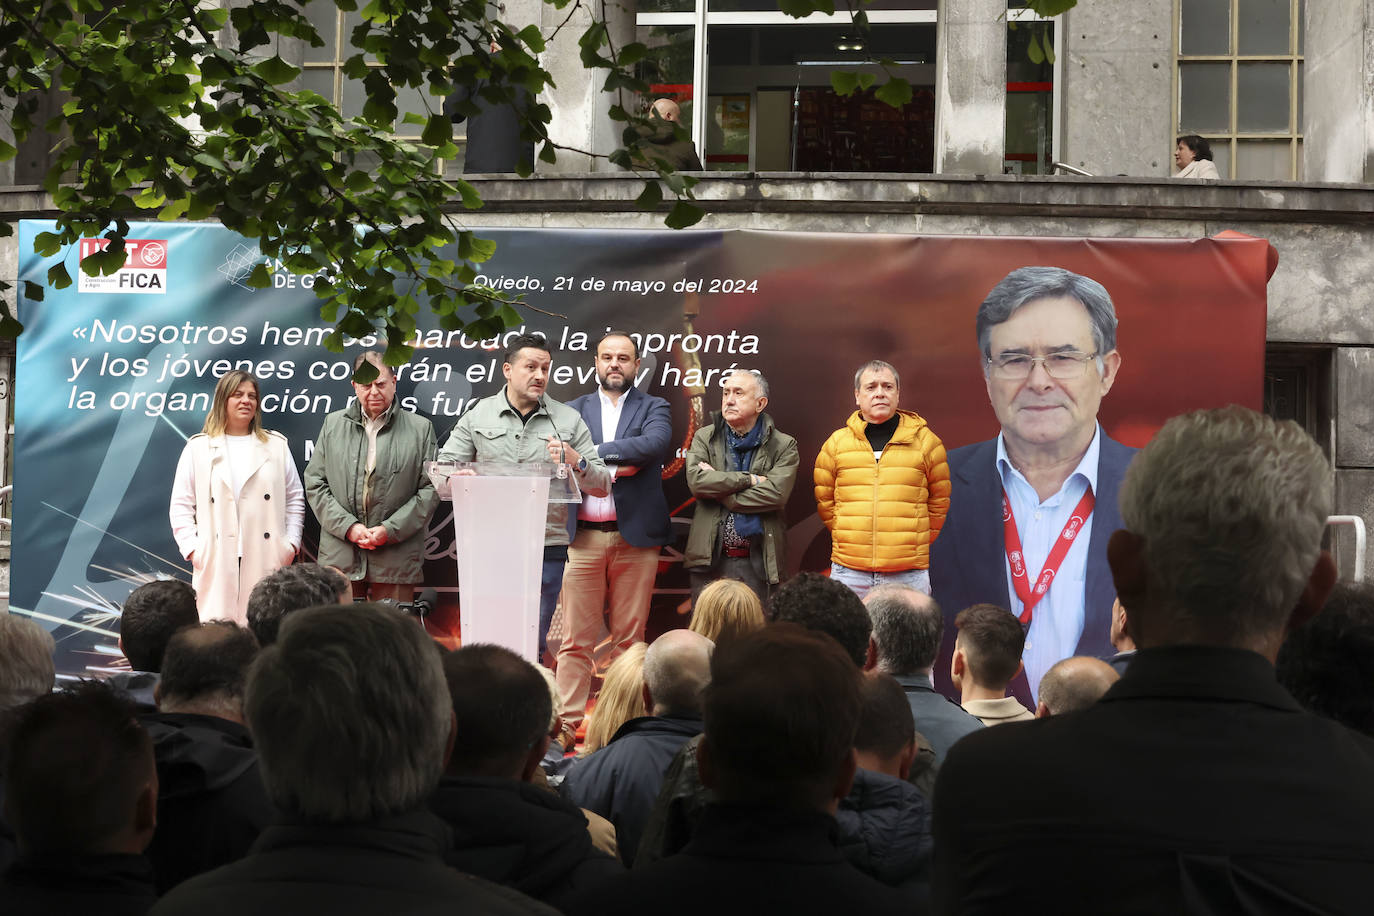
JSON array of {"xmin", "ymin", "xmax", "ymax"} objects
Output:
[
  {"xmin": 1328, "ymin": 515, "xmax": 1367, "ymax": 583},
  {"xmin": 1051, "ymin": 161, "xmax": 1093, "ymax": 177}
]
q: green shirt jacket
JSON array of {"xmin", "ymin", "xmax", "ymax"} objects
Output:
[
  {"xmin": 437, "ymin": 391, "xmax": 611, "ymax": 547},
  {"xmin": 304, "ymin": 401, "xmax": 441, "ymax": 584},
  {"xmin": 684, "ymin": 412, "xmax": 800, "ymax": 585}
]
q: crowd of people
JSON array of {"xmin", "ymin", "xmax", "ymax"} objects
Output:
[
  {"xmin": 4, "ymin": 261, "xmax": 1374, "ymax": 913},
  {"xmin": 2, "ymin": 403, "xmax": 1374, "ymax": 913}
]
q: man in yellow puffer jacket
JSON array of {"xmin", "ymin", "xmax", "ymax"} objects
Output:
[{"xmin": 814, "ymin": 361, "xmax": 950, "ymax": 598}]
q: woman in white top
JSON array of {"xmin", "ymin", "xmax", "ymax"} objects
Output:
[
  {"xmin": 1172, "ymin": 134, "xmax": 1220, "ymax": 180},
  {"xmin": 169, "ymin": 370, "xmax": 305, "ymax": 624}
]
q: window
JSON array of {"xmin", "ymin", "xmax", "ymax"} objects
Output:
[
  {"xmin": 1004, "ymin": 7, "xmax": 1058, "ymax": 175},
  {"xmin": 297, "ymin": 7, "xmax": 446, "ymax": 173},
  {"xmin": 1176, "ymin": 0, "xmax": 1304, "ymax": 180},
  {"xmin": 636, "ymin": 2, "xmax": 938, "ymax": 172}
]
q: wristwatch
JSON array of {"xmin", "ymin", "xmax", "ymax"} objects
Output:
[{"xmin": 576, "ymin": 457, "xmax": 588, "ymax": 473}]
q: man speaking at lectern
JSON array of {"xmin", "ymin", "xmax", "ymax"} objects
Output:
[{"xmin": 439, "ymin": 333, "xmax": 611, "ymax": 664}]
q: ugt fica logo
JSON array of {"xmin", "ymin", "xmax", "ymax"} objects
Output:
[{"xmin": 77, "ymin": 238, "xmax": 168, "ymax": 295}]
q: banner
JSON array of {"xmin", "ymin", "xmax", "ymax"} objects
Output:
[{"xmin": 14, "ymin": 222, "xmax": 1272, "ymax": 674}]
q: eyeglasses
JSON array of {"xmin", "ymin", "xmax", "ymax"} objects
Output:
[{"xmin": 986, "ymin": 352, "xmax": 1099, "ymax": 380}]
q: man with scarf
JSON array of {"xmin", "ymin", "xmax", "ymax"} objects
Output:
[{"xmin": 685, "ymin": 370, "xmax": 799, "ymax": 604}]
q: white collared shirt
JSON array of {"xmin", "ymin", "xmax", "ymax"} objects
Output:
[
  {"xmin": 579, "ymin": 388, "xmax": 624, "ymax": 522},
  {"xmin": 996, "ymin": 425, "xmax": 1101, "ymax": 699}
]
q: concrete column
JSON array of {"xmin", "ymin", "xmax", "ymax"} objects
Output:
[
  {"xmin": 506, "ymin": 0, "xmax": 635, "ymax": 173},
  {"xmin": 933, "ymin": 0, "xmax": 1006, "ymax": 175},
  {"xmin": 1304, "ymin": 1, "xmax": 1374, "ymax": 183},
  {"xmin": 1059, "ymin": 1, "xmax": 1172, "ymax": 177}
]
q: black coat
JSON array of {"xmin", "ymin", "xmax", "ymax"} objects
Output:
[
  {"xmin": 149, "ymin": 810, "xmax": 556, "ymax": 916},
  {"xmin": 565, "ymin": 803, "xmax": 914, "ymax": 916},
  {"xmin": 561, "ymin": 715, "xmax": 702, "ymax": 867},
  {"xmin": 141, "ymin": 712, "xmax": 277, "ymax": 892},
  {"xmin": 932, "ymin": 646, "xmax": 1374, "ymax": 915},
  {"xmin": 0, "ymin": 852, "xmax": 157, "ymax": 916},
  {"xmin": 836, "ymin": 768, "xmax": 932, "ymax": 898},
  {"xmin": 430, "ymin": 775, "xmax": 623, "ymax": 909}
]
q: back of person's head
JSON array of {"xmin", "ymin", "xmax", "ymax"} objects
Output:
[
  {"xmin": 0, "ymin": 614, "xmax": 55, "ymax": 712},
  {"xmin": 1277, "ymin": 581, "xmax": 1374, "ymax": 737},
  {"xmin": 582, "ymin": 642, "xmax": 648, "ymax": 755},
  {"xmin": 865, "ymin": 584, "xmax": 943, "ymax": 675},
  {"xmin": 1035, "ymin": 656, "xmax": 1119, "ymax": 717},
  {"xmin": 120, "ymin": 579, "xmax": 199, "ymax": 672},
  {"xmin": 769, "ymin": 571, "xmax": 873, "ymax": 667},
  {"xmin": 643, "ymin": 629, "xmax": 714, "ymax": 718},
  {"xmin": 690, "ymin": 578, "xmax": 765, "ymax": 647},
  {"xmin": 1117, "ymin": 406, "xmax": 1332, "ymax": 650},
  {"xmin": 157, "ymin": 622, "xmax": 259, "ymax": 720},
  {"xmin": 244, "ymin": 603, "xmax": 450, "ymax": 823},
  {"xmin": 442, "ymin": 644, "xmax": 552, "ymax": 779},
  {"xmin": 854, "ymin": 671, "xmax": 917, "ymax": 778},
  {"xmin": 954, "ymin": 604, "xmax": 1025, "ymax": 690},
  {"xmin": 247, "ymin": 563, "xmax": 349, "ymax": 646},
  {"xmin": 2, "ymin": 681, "xmax": 156, "ymax": 855},
  {"xmin": 701, "ymin": 623, "xmax": 861, "ymax": 810}
]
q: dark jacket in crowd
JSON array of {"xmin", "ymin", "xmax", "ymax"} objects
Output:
[
  {"xmin": 836, "ymin": 768, "xmax": 933, "ymax": 901},
  {"xmin": 141, "ymin": 712, "xmax": 277, "ymax": 892},
  {"xmin": 150, "ymin": 810, "xmax": 555, "ymax": 916},
  {"xmin": 565, "ymin": 803, "xmax": 913, "ymax": 916},
  {"xmin": 0, "ymin": 852, "xmax": 158, "ymax": 916},
  {"xmin": 106, "ymin": 671, "xmax": 159, "ymax": 712},
  {"xmin": 430, "ymin": 774, "xmax": 623, "ymax": 910},
  {"xmin": 894, "ymin": 672, "xmax": 984, "ymax": 764},
  {"xmin": 561, "ymin": 715, "xmax": 703, "ymax": 866},
  {"xmin": 933, "ymin": 646, "xmax": 1374, "ymax": 915},
  {"xmin": 0, "ymin": 780, "xmax": 14, "ymax": 875}
]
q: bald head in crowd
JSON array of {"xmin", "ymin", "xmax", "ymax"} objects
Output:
[
  {"xmin": 1035, "ymin": 656, "xmax": 1119, "ymax": 718},
  {"xmin": 643, "ymin": 629, "xmax": 715, "ymax": 718}
]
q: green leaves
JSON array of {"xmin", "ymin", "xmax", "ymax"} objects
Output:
[
  {"xmin": 0, "ymin": 0, "xmax": 749, "ymax": 344},
  {"xmin": 1023, "ymin": 0, "xmax": 1077, "ymax": 16},
  {"xmin": 830, "ymin": 71, "xmax": 876, "ymax": 97},
  {"xmin": 250, "ymin": 56, "xmax": 301, "ymax": 85},
  {"xmin": 875, "ymin": 77, "xmax": 913, "ymax": 109}
]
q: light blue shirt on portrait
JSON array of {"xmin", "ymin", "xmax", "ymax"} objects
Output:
[{"xmin": 996, "ymin": 425, "xmax": 1100, "ymax": 700}]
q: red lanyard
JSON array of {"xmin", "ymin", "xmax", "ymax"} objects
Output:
[{"xmin": 1002, "ymin": 486, "xmax": 1095, "ymax": 624}]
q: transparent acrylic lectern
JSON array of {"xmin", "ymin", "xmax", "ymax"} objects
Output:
[{"xmin": 426, "ymin": 460, "xmax": 581, "ymax": 661}]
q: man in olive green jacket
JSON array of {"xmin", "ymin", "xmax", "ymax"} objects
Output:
[
  {"xmin": 685, "ymin": 369, "xmax": 799, "ymax": 604},
  {"xmin": 305, "ymin": 352, "xmax": 440, "ymax": 602}
]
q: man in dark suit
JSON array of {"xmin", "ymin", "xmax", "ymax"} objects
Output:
[
  {"xmin": 557, "ymin": 331, "xmax": 674, "ymax": 748},
  {"xmin": 930, "ymin": 266, "xmax": 1134, "ymax": 704},
  {"xmin": 932, "ymin": 406, "xmax": 1374, "ymax": 915}
]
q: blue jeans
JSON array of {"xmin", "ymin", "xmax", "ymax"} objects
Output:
[
  {"xmin": 539, "ymin": 557, "xmax": 567, "ymax": 662},
  {"xmin": 829, "ymin": 563, "xmax": 930, "ymax": 600}
]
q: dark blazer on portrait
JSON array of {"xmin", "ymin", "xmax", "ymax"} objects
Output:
[
  {"xmin": 931, "ymin": 646, "xmax": 1374, "ymax": 915},
  {"xmin": 929, "ymin": 432, "xmax": 1135, "ymax": 698},
  {"xmin": 565, "ymin": 386, "xmax": 674, "ymax": 548}
]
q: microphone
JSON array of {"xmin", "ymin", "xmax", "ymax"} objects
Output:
[
  {"xmin": 540, "ymin": 396, "xmax": 568, "ymax": 465},
  {"xmin": 413, "ymin": 588, "xmax": 437, "ymax": 621}
]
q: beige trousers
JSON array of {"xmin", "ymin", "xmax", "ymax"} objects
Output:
[{"xmin": 556, "ymin": 527, "xmax": 659, "ymax": 730}]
